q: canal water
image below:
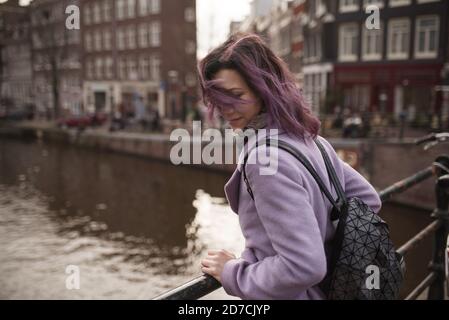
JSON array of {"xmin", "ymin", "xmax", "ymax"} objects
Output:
[{"xmin": 0, "ymin": 138, "xmax": 434, "ymax": 299}]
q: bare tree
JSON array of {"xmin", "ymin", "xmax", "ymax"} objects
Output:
[{"xmin": 32, "ymin": 3, "xmax": 70, "ymax": 119}]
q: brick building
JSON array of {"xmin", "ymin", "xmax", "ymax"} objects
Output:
[
  {"xmin": 81, "ymin": 0, "xmax": 197, "ymax": 124},
  {"xmin": 0, "ymin": 0, "xmax": 34, "ymax": 113},
  {"xmin": 29, "ymin": 0, "xmax": 83, "ymax": 118}
]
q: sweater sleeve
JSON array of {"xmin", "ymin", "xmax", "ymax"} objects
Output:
[{"xmin": 220, "ymin": 148, "xmax": 327, "ymax": 300}]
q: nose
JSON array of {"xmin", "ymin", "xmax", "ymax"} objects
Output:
[{"xmin": 220, "ymin": 106, "xmax": 235, "ymax": 118}]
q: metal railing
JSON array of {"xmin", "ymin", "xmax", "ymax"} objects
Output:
[{"xmin": 153, "ymin": 156, "xmax": 449, "ymax": 301}]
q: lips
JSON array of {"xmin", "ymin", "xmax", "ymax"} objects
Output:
[{"xmin": 229, "ymin": 117, "xmax": 242, "ymax": 123}]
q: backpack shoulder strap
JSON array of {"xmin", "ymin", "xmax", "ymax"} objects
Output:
[
  {"xmin": 314, "ymin": 139, "xmax": 347, "ymax": 207},
  {"xmin": 242, "ymin": 138, "xmax": 342, "ymax": 217}
]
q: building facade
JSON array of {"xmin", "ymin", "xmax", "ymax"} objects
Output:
[
  {"xmin": 325, "ymin": 0, "xmax": 449, "ymax": 125},
  {"xmin": 81, "ymin": 0, "xmax": 197, "ymax": 123},
  {"xmin": 0, "ymin": 0, "xmax": 34, "ymax": 112},
  {"xmin": 29, "ymin": 0, "xmax": 83, "ymax": 118},
  {"xmin": 231, "ymin": 0, "xmax": 306, "ymax": 87}
]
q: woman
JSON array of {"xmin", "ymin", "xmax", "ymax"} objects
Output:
[{"xmin": 198, "ymin": 33, "xmax": 382, "ymax": 300}]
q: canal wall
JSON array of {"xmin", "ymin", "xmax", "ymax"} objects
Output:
[{"xmin": 1, "ymin": 123, "xmax": 446, "ymax": 211}]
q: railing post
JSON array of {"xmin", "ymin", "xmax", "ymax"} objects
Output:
[{"xmin": 427, "ymin": 162, "xmax": 449, "ymax": 299}]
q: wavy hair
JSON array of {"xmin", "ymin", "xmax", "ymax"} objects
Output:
[{"xmin": 198, "ymin": 33, "xmax": 320, "ymax": 138}]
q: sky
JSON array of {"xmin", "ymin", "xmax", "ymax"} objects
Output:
[
  {"xmin": 1, "ymin": 0, "xmax": 252, "ymax": 60},
  {"xmin": 196, "ymin": 0, "xmax": 251, "ymax": 59}
]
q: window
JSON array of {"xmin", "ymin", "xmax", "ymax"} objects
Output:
[
  {"xmin": 389, "ymin": 0, "xmax": 411, "ymax": 7},
  {"xmin": 339, "ymin": 23, "xmax": 359, "ymax": 61},
  {"xmin": 150, "ymin": 0, "xmax": 160, "ymax": 14},
  {"xmin": 86, "ymin": 60, "xmax": 93, "ymax": 79},
  {"xmin": 139, "ymin": 0, "xmax": 148, "ymax": 16},
  {"xmin": 84, "ymin": 32, "xmax": 92, "ymax": 52},
  {"xmin": 103, "ymin": 1, "xmax": 111, "ymax": 22},
  {"xmin": 140, "ymin": 56, "xmax": 150, "ymax": 79},
  {"xmin": 128, "ymin": 57, "xmax": 138, "ymax": 80},
  {"xmin": 149, "ymin": 22, "xmax": 161, "ymax": 47},
  {"xmin": 363, "ymin": 0, "xmax": 384, "ymax": 8},
  {"xmin": 185, "ymin": 40, "xmax": 196, "ymax": 55},
  {"xmin": 127, "ymin": 0, "xmax": 136, "ymax": 18},
  {"xmin": 139, "ymin": 23, "xmax": 149, "ymax": 47},
  {"xmin": 117, "ymin": 29, "xmax": 125, "ymax": 50},
  {"xmin": 305, "ymin": 32, "xmax": 321, "ymax": 62},
  {"xmin": 128, "ymin": 26, "xmax": 136, "ymax": 49},
  {"xmin": 119, "ymin": 57, "xmax": 127, "ymax": 79},
  {"xmin": 415, "ymin": 16, "xmax": 439, "ymax": 59},
  {"xmin": 185, "ymin": 7, "xmax": 195, "ymax": 22},
  {"xmin": 93, "ymin": 3, "xmax": 101, "ymax": 24},
  {"xmin": 104, "ymin": 30, "xmax": 112, "ymax": 50},
  {"xmin": 339, "ymin": 0, "xmax": 359, "ymax": 12},
  {"xmin": 96, "ymin": 58, "xmax": 103, "ymax": 79},
  {"xmin": 362, "ymin": 23, "xmax": 382, "ymax": 60},
  {"xmin": 185, "ymin": 72, "xmax": 197, "ymax": 87},
  {"xmin": 388, "ymin": 19, "xmax": 410, "ymax": 60},
  {"xmin": 116, "ymin": 0, "xmax": 125, "ymax": 20},
  {"xmin": 106, "ymin": 57, "xmax": 114, "ymax": 79},
  {"xmin": 95, "ymin": 31, "xmax": 102, "ymax": 51},
  {"xmin": 150, "ymin": 55, "xmax": 160, "ymax": 81},
  {"xmin": 84, "ymin": 5, "xmax": 91, "ymax": 25}
]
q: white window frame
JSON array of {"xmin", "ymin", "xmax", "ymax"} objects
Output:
[
  {"xmin": 117, "ymin": 29, "xmax": 125, "ymax": 50},
  {"xmin": 363, "ymin": 0, "xmax": 384, "ymax": 9},
  {"xmin": 389, "ymin": 0, "xmax": 411, "ymax": 7},
  {"xmin": 339, "ymin": 23, "xmax": 359, "ymax": 62},
  {"xmin": 104, "ymin": 30, "xmax": 112, "ymax": 50},
  {"xmin": 139, "ymin": 0, "xmax": 148, "ymax": 16},
  {"xmin": 84, "ymin": 5, "xmax": 91, "ymax": 25},
  {"xmin": 116, "ymin": 0, "xmax": 125, "ymax": 20},
  {"xmin": 149, "ymin": 21, "xmax": 161, "ymax": 47},
  {"xmin": 93, "ymin": 3, "xmax": 101, "ymax": 24},
  {"xmin": 127, "ymin": 0, "xmax": 136, "ymax": 18},
  {"xmin": 139, "ymin": 23, "xmax": 149, "ymax": 48},
  {"xmin": 185, "ymin": 7, "xmax": 195, "ymax": 22},
  {"xmin": 387, "ymin": 18, "xmax": 410, "ymax": 60},
  {"xmin": 150, "ymin": 55, "xmax": 160, "ymax": 81},
  {"xmin": 150, "ymin": 0, "xmax": 161, "ymax": 14},
  {"xmin": 128, "ymin": 26, "xmax": 136, "ymax": 49},
  {"xmin": 140, "ymin": 56, "xmax": 150, "ymax": 79},
  {"xmin": 339, "ymin": 0, "xmax": 359, "ymax": 13},
  {"xmin": 103, "ymin": 1, "xmax": 111, "ymax": 22},
  {"xmin": 414, "ymin": 15, "xmax": 439, "ymax": 59},
  {"xmin": 362, "ymin": 22, "xmax": 383, "ymax": 61},
  {"xmin": 95, "ymin": 31, "xmax": 102, "ymax": 51}
]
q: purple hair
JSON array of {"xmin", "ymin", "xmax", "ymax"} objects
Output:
[{"xmin": 198, "ymin": 33, "xmax": 320, "ymax": 138}]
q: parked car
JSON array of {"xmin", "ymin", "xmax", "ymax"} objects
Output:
[{"xmin": 57, "ymin": 112, "xmax": 108, "ymax": 129}]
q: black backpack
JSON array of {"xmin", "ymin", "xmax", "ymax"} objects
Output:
[{"xmin": 242, "ymin": 138, "xmax": 405, "ymax": 300}]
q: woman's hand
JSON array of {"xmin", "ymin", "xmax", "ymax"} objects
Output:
[{"xmin": 201, "ymin": 249, "xmax": 236, "ymax": 282}]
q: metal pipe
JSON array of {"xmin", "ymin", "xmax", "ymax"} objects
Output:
[
  {"xmin": 405, "ymin": 272, "xmax": 436, "ymax": 300},
  {"xmin": 397, "ymin": 220, "xmax": 441, "ymax": 256},
  {"xmin": 153, "ymin": 275, "xmax": 221, "ymax": 300},
  {"xmin": 379, "ymin": 167, "xmax": 433, "ymax": 203}
]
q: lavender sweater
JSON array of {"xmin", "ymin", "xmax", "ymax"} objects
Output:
[{"xmin": 221, "ymin": 128, "xmax": 382, "ymax": 300}]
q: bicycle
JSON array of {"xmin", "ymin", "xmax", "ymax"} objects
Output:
[{"xmin": 415, "ymin": 132, "xmax": 449, "ymax": 298}]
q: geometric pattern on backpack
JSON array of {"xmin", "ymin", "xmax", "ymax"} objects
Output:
[{"xmin": 325, "ymin": 197, "xmax": 405, "ymax": 300}]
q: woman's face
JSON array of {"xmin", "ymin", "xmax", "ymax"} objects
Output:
[{"xmin": 213, "ymin": 69, "xmax": 262, "ymax": 130}]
